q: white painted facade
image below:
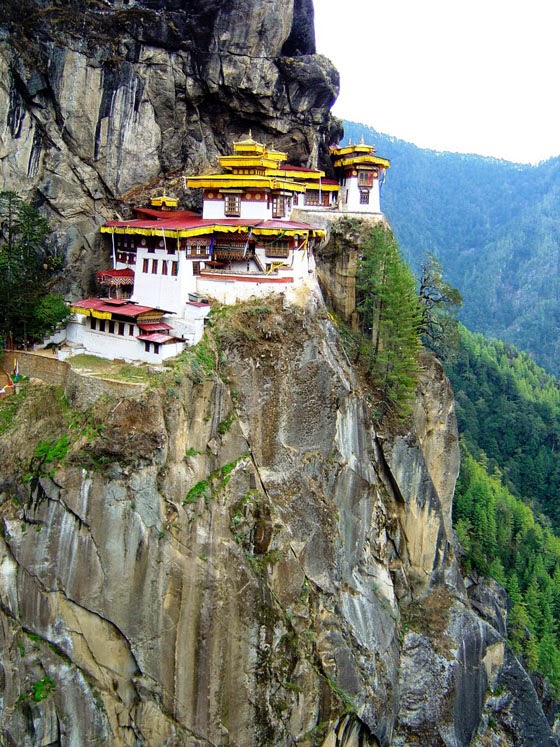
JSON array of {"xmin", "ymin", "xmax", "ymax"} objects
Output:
[
  {"xmin": 202, "ymin": 197, "xmax": 272, "ymax": 221},
  {"xmin": 64, "ymin": 314, "xmax": 190, "ymax": 364},
  {"xmin": 131, "ymin": 245, "xmax": 193, "ymax": 314},
  {"xmin": 339, "ymin": 175, "xmax": 382, "ymax": 214}
]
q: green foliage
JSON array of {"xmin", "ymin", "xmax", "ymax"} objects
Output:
[
  {"xmin": 30, "ymin": 293, "xmax": 71, "ymax": 339},
  {"xmin": 356, "ymin": 225, "xmax": 422, "ymax": 420},
  {"xmin": 182, "ymin": 454, "xmax": 248, "ymax": 507},
  {"xmin": 447, "ymin": 325, "xmax": 560, "ymax": 527},
  {"xmin": 448, "ymin": 325, "xmax": 560, "ymax": 692},
  {"xmin": 324, "ymin": 676, "xmax": 356, "ymax": 715},
  {"xmin": 0, "ymin": 382, "xmax": 28, "ymax": 435},
  {"xmin": 16, "ymin": 675, "xmax": 56, "ymax": 706},
  {"xmin": 0, "ymin": 191, "xmax": 67, "ymax": 346},
  {"xmin": 455, "ymin": 450, "xmax": 560, "ymax": 693},
  {"xmin": 183, "ymin": 480, "xmax": 210, "ymax": 505},
  {"xmin": 179, "ymin": 334, "xmax": 217, "ymax": 383},
  {"xmin": 31, "ymin": 675, "xmax": 55, "ymax": 702},
  {"xmin": 218, "ymin": 410, "xmax": 236, "ymax": 435},
  {"xmin": 417, "ymin": 253, "xmax": 462, "ymax": 359},
  {"xmin": 26, "ymin": 435, "xmax": 70, "ymax": 481}
]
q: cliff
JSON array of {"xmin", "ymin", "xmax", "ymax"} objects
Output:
[
  {"xmin": 0, "ymin": 0, "xmax": 340, "ymax": 294},
  {"xmin": 0, "ymin": 1, "xmax": 557, "ymax": 744},
  {"xmin": 0, "ymin": 287, "xmax": 556, "ymax": 746}
]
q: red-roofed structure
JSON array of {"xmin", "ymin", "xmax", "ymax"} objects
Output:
[{"xmin": 65, "ymin": 135, "xmax": 388, "ymax": 363}]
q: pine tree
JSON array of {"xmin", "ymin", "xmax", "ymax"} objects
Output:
[
  {"xmin": 0, "ymin": 191, "xmax": 69, "ymax": 345},
  {"xmin": 356, "ymin": 225, "xmax": 422, "ymax": 420},
  {"xmin": 417, "ymin": 253, "xmax": 462, "ymax": 360}
]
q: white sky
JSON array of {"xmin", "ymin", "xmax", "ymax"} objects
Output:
[{"xmin": 313, "ymin": 0, "xmax": 560, "ymax": 164}]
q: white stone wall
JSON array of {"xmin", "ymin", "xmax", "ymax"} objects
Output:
[
  {"xmin": 202, "ymin": 198, "xmax": 272, "ymax": 221},
  {"xmin": 66, "ymin": 321, "xmax": 185, "ymax": 363},
  {"xmin": 340, "ymin": 176, "xmax": 382, "ymax": 214},
  {"xmin": 132, "ymin": 248, "xmax": 195, "ymax": 312}
]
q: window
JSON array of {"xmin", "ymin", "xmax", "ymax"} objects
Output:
[
  {"xmin": 360, "ymin": 190, "xmax": 370, "ymax": 205},
  {"xmin": 90, "ymin": 317, "xmax": 97, "ymax": 330},
  {"xmin": 304, "ymin": 190, "xmax": 320, "ymax": 206},
  {"xmin": 192, "ymin": 261, "xmax": 201, "ymax": 275},
  {"xmin": 224, "ymin": 194, "xmax": 241, "ymax": 216},
  {"xmin": 358, "ymin": 171, "xmax": 374, "ymax": 187},
  {"xmin": 129, "ymin": 324, "xmax": 135, "ymax": 336},
  {"xmin": 143, "ymin": 258, "xmax": 149, "ymax": 273},
  {"xmin": 265, "ymin": 240, "xmax": 290, "ymax": 258},
  {"xmin": 167, "ymin": 247, "xmax": 175, "ymax": 255},
  {"xmin": 108, "ymin": 320, "xmax": 115, "ymax": 334},
  {"xmin": 151, "ymin": 259, "xmax": 158, "ymax": 274},
  {"xmin": 118, "ymin": 322, "xmax": 125, "ymax": 336},
  {"xmin": 272, "ymin": 196, "xmax": 285, "ymax": 218},
  {"xmin": 99, "ymin": 319, "xmax": 106, "ymax": 332},
  {"xmin": 162, "ymin": 260, "xmax": 168, "ymax": 275},
  {"xmin": 171, "ymin": 261, "xmax": 178, "ymax": 276}
]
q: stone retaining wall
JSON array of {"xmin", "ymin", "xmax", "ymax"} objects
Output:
[
  {"xmin": 1, "ymin": 351, "xmax": 69, "ymax": 387},
  {"xmin": 1, "ymin": 351, "xmax": 146, "ymax": 405}
]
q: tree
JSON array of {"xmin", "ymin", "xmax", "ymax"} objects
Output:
[
  {"xmin": 0, "ymin": 191, "xmax": 69, "ymax": 346},
  {"xmin": 356, "ymin": 225, "xmax": 422, "ymax": 420},
  {"xmin": 418, "ymin": 253, "xmax": 462, "ymax": 359}
]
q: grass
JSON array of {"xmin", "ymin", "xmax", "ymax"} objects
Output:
[{"xmin": 67, "ymin": 354, "xmax": 153, "ymax": 383}]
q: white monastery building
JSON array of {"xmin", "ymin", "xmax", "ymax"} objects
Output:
[{"xmin": 64, "ymin": 136, "xmax": 389, "ymax": 363}]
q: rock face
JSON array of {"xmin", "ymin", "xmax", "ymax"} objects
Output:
[
  {"xmin": 0, "ymin": 0, "xmax": 340, "ymax": 293},
  {"xmin": 0, "ymin": 289, "xmax": 556, "ymax": 746},
  {"xmin": 0, "ymin": 1, "xmax": 557, "ymax": 744}
]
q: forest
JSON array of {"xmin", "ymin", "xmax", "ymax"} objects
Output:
[{"xmin": 447, "ymin": 329, "xmax": 560, "ymax": 694}]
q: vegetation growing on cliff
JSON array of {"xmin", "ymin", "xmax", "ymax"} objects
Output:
[
  {"xmin": 343, "ymin": 119, "xmax": 560, "ymax": 378},
  {"xmin": 355, "ymin": 224, "xmax": 422, "ymax": 420},
  {"xmin": 0, "ymin": 191, "xmax": 69, "ymax": 347}
]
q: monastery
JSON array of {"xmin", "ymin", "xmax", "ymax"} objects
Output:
[{"xmin": 64, "ymin": 136, "xmax": 389, "ymax": 363}]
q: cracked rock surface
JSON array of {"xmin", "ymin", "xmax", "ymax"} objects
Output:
[{"xmin": 0, "ymin": 292, "xmax": 556, "ymax": 745}]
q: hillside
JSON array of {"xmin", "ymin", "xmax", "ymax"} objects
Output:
[
  {"xmin": 446, "ymin": 325, "xmax": 560, "ymax": 528},
  {"xmin": 342, "ymin": 121, "xmax": 560, "ymax": 376},
  {"xmin": 445, "ymin": 326, "xmax": 560, "ymax": 703}
]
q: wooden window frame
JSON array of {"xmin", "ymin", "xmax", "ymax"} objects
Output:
[{"xmin": 224, "ymin": 194, "xmax": 241, "ymax": 217}]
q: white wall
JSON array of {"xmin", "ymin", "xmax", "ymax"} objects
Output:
[
  {"xmin": 71, "ymin": 324, "xmax": 184, "ymax": 363},
  {"xmin": 341, "ymin": 176, "xmax": 381, "ymax": 214},
  {"xmin": 202, "ymin": 197, "xmax": 272, "ymax": 221},
  {"xmin": 132, "ymin": 248, "xmax": 196, "ymax": 313}
]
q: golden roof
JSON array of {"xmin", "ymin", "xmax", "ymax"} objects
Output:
[
  {"xmin": 151, "ymin": 195, "xmax": 179, "ymax": 208},
  {"xmin": 186, "ymin": 174, "xmax": 306, "ymax": 193}
]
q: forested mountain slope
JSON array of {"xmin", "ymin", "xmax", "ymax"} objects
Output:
[
  {"xmin": 446, "ymin": 325, "xmax": 560, "ymax": 527},
  {"xmin": 342, "ymin": 121, "xmax": 560, "ymax": 376},
  {"xmin": 446, "ymin": 326, "xmax": 560, "ymax": 697}
]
